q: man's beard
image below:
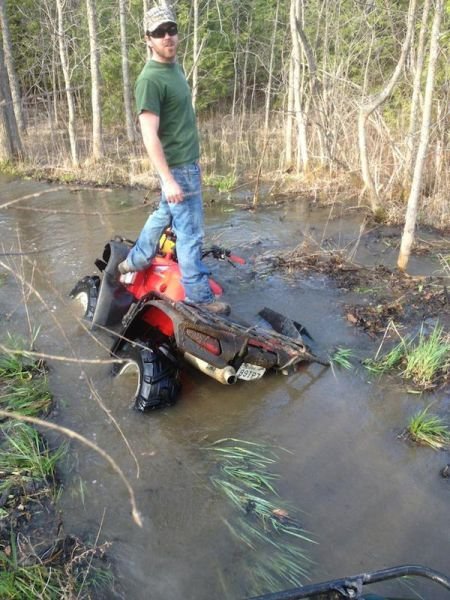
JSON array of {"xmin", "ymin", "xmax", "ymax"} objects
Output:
[{"xmin": 153, "ymin": 43, "xmax": 176, "ymax": 61}]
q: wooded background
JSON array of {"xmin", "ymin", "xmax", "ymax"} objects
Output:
[{"xmin": 0, "ymin": 0, "xmax": 449, "ymax": 264}]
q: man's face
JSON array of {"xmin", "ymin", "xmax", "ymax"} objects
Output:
[{"xmin": 147, "ymin": 22, "xmax": 179, "ymax": 63}]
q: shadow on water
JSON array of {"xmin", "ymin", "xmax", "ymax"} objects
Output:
[{"xmin": 0, "ymin": 176, "xmax": 449, "ymax": 599}]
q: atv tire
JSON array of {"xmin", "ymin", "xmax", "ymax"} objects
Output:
[
  {"xmin": 70, "ymin": 276, "xmax": 100, "ymax": 321},
  {"xmin": 113, "ymin": 341, "xmax": 181, "ymax": 411}
]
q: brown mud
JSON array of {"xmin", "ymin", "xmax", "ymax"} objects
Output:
[{"xmin": 0, "ymin": 475, "xmax": 107, "ymax": 572}]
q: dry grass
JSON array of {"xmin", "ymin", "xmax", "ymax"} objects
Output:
[{"xmin": 3, "ymin": 104, "xmax": 449, "ymax": 227}]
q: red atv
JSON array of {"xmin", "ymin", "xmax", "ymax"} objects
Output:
[{"xmin": 70, "ymin": 232, "xmax": 327, "ymax": 411}]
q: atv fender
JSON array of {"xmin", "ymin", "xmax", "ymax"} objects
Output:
[
  {"xmin": 110, "ymin": 296, "xmax": 242, "ymax": 369},
  {"xmin": 92, "ymin": 240, "xmax": 134, "ymax": 329}
]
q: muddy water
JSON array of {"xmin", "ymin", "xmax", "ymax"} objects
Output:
[{"xmin": 1, "ymin": 176, "xmax": 449, "ymax": 599}]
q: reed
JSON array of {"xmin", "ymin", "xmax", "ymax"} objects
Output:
[
  {"xmin": 0, "ymin": 554, "xmax": 63, "ymax": 600},
  {"xmin": 0, "ymin": 540, "xmax": 113, "ymax": 599},
  {"xmin": 364, "ymin": 322, "xmax": 449, "ymax": 389},
  {"xmin": 203, "ymin": 172, "xmax": 237, "ymax": 193},
  {"xmin": 403, "ymin": 325, "xmax": 450, "ymax": 388},
  {"xmin": 407, "ymin": 407, "xmax": 450, "ymax": 450},
  {"xmin": 0, "ymin": 345, "xmax": 52, "ymax": 417},
  {"xmin": 0, "ymin": 422, "xmax": 66, "ymax": 493},
  {"xmin": 205, "ymin": 438, "xmax": 315, "ymax": 594},
  {"xmin": 363, "ymin": 339, "xmax": 406, "ymax": 375},
  {"xmin": 330, "ymin": 347, "xmax": 354, "ymax": 370}
]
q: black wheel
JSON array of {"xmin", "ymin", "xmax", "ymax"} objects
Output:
[
  {"xmin": 113, "ymin": 341, "xmax": 181, "ymax": 411},
  {"xmin": 70, "ymin": 276, "xmax": 100, "ymax": 321}
]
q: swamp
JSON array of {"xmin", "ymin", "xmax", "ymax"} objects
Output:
[
  {"xmin": 0, "ymin": 175, "xmax": 449, "ymax": 599},
  {"xmin": 1, "ymin": 0, "xmax": 450, "ymax": 596}
]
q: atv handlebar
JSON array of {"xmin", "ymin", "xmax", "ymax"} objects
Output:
[
  {"xmin": 246, "ymin": 564, "xmax": 450, "ymax": 600},
  {"xmin": 202, "ymin": 245, "xmax": 245, "ymax": 265}
]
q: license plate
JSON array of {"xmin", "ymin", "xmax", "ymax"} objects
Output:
[{"xmin": 236, "ymin": 363, "xmax": 266, "ymax": 381}]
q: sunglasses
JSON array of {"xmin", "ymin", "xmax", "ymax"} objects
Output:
[{"xmin": 149, "ymin": 24, "xmax": 178, "ymax": 38}]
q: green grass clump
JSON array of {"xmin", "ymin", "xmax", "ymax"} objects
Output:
[
  {"xmin": 407, "ymin": 407, "xmax": 450, "ymax": 450},
  {"xmin": 0, "ymin": 377, "xmax": 52, "ymax": 416},
  {"xmin": 0, "ymin": 160, "xmax": 23, "ymax": 176},
  {"xmin": 0, "ymin": 553, "xmax": 64, "ymax": 600},
  {"xmin": 0, "ymin": 340, "xmax": 52, "ymax": 417},
  {"xmin": 0, "ymin": 543, "xmax": 113, "ymax": 599},
  {"xmin": 330, "ymin": 347, "xmax": 354, "ymax": 370},
  {"xmin": 205, "ymin": 438, "xmax": 315, "ymax": 595},
  {"xmin": 364, "ymin": 323, "xmax": 450, "ymax": 389},
  {"xmin": 0, "ymin": 423, "xmax": 66, "ymax": 493},
  {"xmin": 0, "ymin": 334, "xmax": 38, "ymax": 380},
  {"xmin": 402, "ymin": 326, "xmax": 450, "ymax": 388},
  {"xmin": 203, "ymin": 172, "xmax": 237, "ymax": 192},
  {"xmin": 363, "ymin": 339, "xmax": 405, "ymax": 375},
  {"xmin": 0, "ymin": 352, "xmax": 31, "ymax": 380}
]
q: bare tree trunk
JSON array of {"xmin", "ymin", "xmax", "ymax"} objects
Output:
[
  {"xmin": 358, "ymin": 31, "xmax": 378, "ymax": 205},
  {"xmin": 397, "ymin": 0, "xmax": 443, "ymax": 271},
  {"xmin": 142, "ymin": 0, "xmax": 151, "ymax": 61},
  {"xmin": 403, "ymin": 0, "xmax": 431, "ymax": 187},
  {"xmin": 302, "ymin": 0, "xmax": 329, "ymax": 166},
  {"xmin": 239, "ymin": 9, "xmax": 252, "ymax": 125},
  {"xmin": 358, "ymin": 0, "xmax": 417, "ymax": 212},
  {"xmin": 284, "ymin": 56, "xmax": 294, "ymax": 167},
  {"xmin": 55, "ymin": 0, "xmax": 78, "ymax": 166},
  {"xmin": 51, "ymin": 46, "xmax": 59, "ymax": 126},
  {"xmin": 0, "ymin": 61, "xmax": 13, "ymax": 160},
  {"xmin": 231, "ymin": 15, "xmax": 240, "ymax": 120},
  {"xmin": 290, "ymin": 0, "xmax": 308, "ymax": 172},
  {"xmin": 0, "ymin": 41, "xmax": 22, "ymax": 159},
  {"xmin": 119, "ymin": 0, "xmax": 136, "ymax": 143},
  {"xmin": 263, "ymin": 0, "xmax": 280, "ymax": 132},
  {"xmin": 86, "ymin": 0, "xmax": 104, "ymax": 160},
  {"xmin": 0, "ymin": 0, "xmax": 25, "ymax": 134},
  {"xmin": 192, "ymin": 0, "xmax": 199, "ymax": 109},
  {"xmin": 295, "ymin": 4, "xmax": 330, "ymax": 166}
]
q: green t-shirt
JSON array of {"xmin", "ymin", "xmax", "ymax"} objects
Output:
[{"xmin": 135, "ymin": 60, "xmax": 200, "ymax": 168}]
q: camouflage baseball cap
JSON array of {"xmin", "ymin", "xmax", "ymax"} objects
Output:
[{"xmin": 144, "ymin": 5, "xmax": 176, "ymax": 33}]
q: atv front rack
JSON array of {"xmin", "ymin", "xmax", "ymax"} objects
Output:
[{"xmin": 246, "ymin": 564, "xmax": 450, "ymax": 600}]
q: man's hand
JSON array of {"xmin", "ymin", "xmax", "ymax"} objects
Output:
[{"xmin": 162, "ymin": 178, "xmax": 184, "ymax": 203}]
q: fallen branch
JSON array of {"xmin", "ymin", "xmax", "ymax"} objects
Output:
[{"xmin": 0, "ymin": 409, "xmax": 143, "ymax": 527}]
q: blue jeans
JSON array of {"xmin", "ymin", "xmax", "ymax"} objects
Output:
[{"xmin": 127, "ymin": 162, "xmax": 214, "ymax": 304}]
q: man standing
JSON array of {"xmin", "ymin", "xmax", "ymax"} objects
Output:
[{"xmin": 119, "ymin": 5, "xmax": 230, "ymax": 315}]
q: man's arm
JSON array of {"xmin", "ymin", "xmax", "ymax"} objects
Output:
[{"xmin": 139, "ymin": 111, "xmax": 184, "ymax": 203}]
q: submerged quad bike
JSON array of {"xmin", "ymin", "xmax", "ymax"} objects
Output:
[{"xmin": 70, "ymin": 231, "xmax": 327, "ymax": 411}]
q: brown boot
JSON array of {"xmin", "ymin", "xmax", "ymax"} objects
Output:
[
  {"xmin": 118, "ymin": 259, "xmax": 135, "ymax": 275},
  {"xmin": 198, "ymin": 300, "xmax": 231, "ymax": 316}
]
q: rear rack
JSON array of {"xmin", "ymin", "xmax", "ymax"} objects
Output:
[{"xmin": 160, "ymin": 296, "xmax": 329, "ymax": 367}]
